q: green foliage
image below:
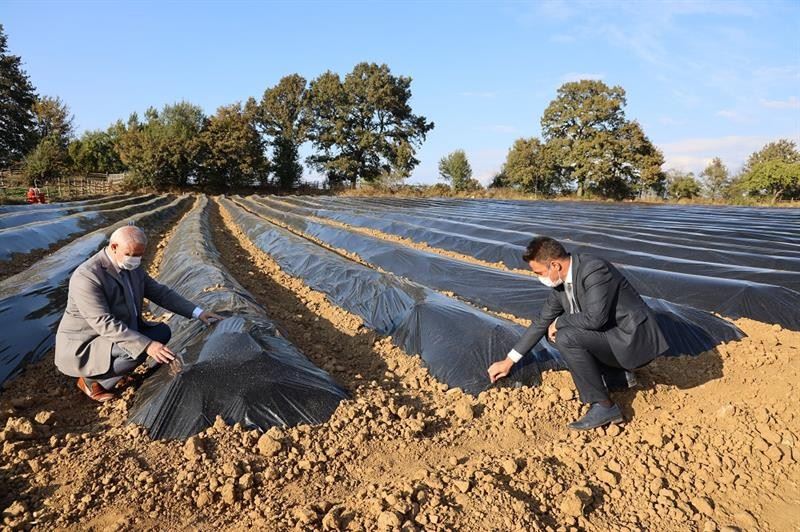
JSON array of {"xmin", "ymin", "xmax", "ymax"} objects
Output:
[
  {"xmin": 700, "ymin": 157, "xmax": 729, "ymax": 200},
  {"xmin": 438, "ymin": 149, "xmax": 474, "ymax": 191},
  {"xmin": 539, "ymin": 80, "xmax": 665, "ymax": 199},
  {"xmin": 32, "ymin": 96, "xmax": 74, "ymax": 149},
  {"xmin": 256, "ymin": 75, "xmax": 308, "ymax": 189},
  {"xmin": 306, "ymin": 63, "xmax": 434, "ymax": 188},
  {"xmin": 0, "ymin": 24, "xmax": 38, "ymax": 167},
  {"xmin": 740, "ymin": 160, "xmax": 800, "ymax": 202},
  {"xmin": 68, "ymin": 127, "xmax": 126, "ymax": 174},
  {"xmin": 198, "ymin": 103, "xmax": 269, "ymax": 189},
  {"xmin": 488, "ymin": 170, "xmax": 509, "ymax": 189},
  {"xmin": 666, "ymin": 169, "xmax": 701, "ymax": 200},
  {"xmin": 118, "ymin": 102, "xmax": 206, "ymax": 189},
  {"xmin": 733, "ymin": 139, "xmax": 800, "ymax": 202},
  {"xmin": 23, "ymin": 136, "xmax": 67, "ymax": 182},
  {"xmin": 502, "ymin": 137, "xmax": 561, "ymax": 195},
  {"xmin": 742, "ymin": 139, "xmax": 800, "ymax": 175}
]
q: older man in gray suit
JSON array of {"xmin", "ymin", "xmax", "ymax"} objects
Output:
[{"xmin": 55, "ymin": 225, "xmax": 223, "ymax": 402}]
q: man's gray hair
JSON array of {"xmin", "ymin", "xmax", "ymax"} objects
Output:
[{"xmin": 109, "ymin": 225, "xmax": 148, "ymax": 247}]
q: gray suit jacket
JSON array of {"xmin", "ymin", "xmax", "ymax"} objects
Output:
[
  {"xmin": 513, "ymin": 253, "xmax": 669, "ymax": 368},
  {"xmin": 55, "ymin": 249, "xmax": 196, "ymax": 378}
]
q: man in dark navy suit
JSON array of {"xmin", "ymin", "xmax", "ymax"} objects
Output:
[{"xmin": 488, "ymin": 236, "xmax": 669, "ymax": 430}]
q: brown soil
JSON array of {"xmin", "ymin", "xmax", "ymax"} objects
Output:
[{"xmin": 0, "ymin": 196, "xmax": 797, "ymax": 532}]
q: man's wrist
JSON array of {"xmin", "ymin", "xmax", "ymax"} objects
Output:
[
  {"xmin": 507, "ymin": 349, "xmax": 523, "ymax": 363},
  {"xmin": 192, "ymin": 306, "xmax": 203, "ymax": 319}
]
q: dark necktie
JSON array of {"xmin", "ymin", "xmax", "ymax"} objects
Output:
[{"xmin": 120, "ymin": 270, "xmax": 139, "ymax": 331}]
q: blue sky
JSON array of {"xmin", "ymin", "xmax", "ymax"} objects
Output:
[{"xmin": 4, "ymin": 0, "xmax": 799, "ymax": 184}]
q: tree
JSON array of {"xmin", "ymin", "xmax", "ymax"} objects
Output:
[
  {"xmin": 502, "ymin": 137, "xmax": 562, "ymax": 195},
  {"xmin": 68, "ymin": 127, "xmax": 126, "ymax": 174},
  {"xmin": 666, "ymin": 169, "xmax": 701, "ymax": 200},
  {"xmin": 198, "ymin": 103, "xmax": 269, "ymax": 189},
  {"xmin": 256, "ymin": 75, "xmax": 308, "ymax": 190},
  {"xmin": 488, "ymin": 170, "xmax": 509, "ymax": 189},
  {"xmin": 23, "ymin": 136, "xmax": 67, "ymax": 182},
  {"xmin": 732, "ymin": 139, "xmax": 800, "ymax": 202},
  {"xmin": 540, "ymin": 80, "xmax": 664, "ymax": 199},
  {"xmin": 438, "ymin": 149, "xmax": 473, "ymax": 191},
  {"xmin": 32, "ymin": 96, "xmax": 74, "ymax": 149},
  {"xmin": 740, "ymin": 160, "xmax": 800, "ymax": 202},
  {"xmin": 0, "ymin": 24, "xmax": 38, "ymax": 167},
  {"xmin": 306, "ymin": 63, "xmax": 434, "ymax": 188},
  {"xmin": 118, "ymin": 102, "xmax": 206, "ymax": 189},
  {"xmin": 700, "ymin": 157, "xmax": 729, "ymax": 200},
  {"xmin": 742, "ymin": 139, "xmax": 800, "ymax": 175}
]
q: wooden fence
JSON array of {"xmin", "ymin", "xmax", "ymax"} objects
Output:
[{"xmin": 0, "ymin": 170, "xmax": 127, "ymax": 204}]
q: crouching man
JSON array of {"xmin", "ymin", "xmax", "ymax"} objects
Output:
[
  {"xmin": 488, "ymin": 237, "xmax": 669, "ymax": 430},
  {"xmin": 55, "ymin": 225, "xmax": 223, "ymax": 402}
]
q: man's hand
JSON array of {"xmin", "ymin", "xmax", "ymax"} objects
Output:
[
  {"xmin": 548, "ymin": 321, "xmax": 558, "ymax": 343},
  {"xmin": 488, "ymin": 358, "xmax": 515, "ymax": 383},
  {"xmin": 146, "ymin": 341, "xmax": 176, "ymax": 364},
  {"xmin": 198, "ymin": 310, "xmax": 224, "ymax": 325}
]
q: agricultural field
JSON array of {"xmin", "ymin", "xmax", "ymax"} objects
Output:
[{"xmin": 1, "ymin": 195, "xmax": 798, "ymax": 531}]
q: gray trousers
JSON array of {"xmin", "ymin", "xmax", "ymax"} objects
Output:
[
  {"xmin": 551, "ymin": 326, "xmax": 627, "ymax": 404},
  {"xmin": 87, "ymin": 323, "xmax": 172, "ymax": 390}
]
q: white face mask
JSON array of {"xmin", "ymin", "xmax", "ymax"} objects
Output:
[
  {"xmin": 119, "ymin": 255, "xmax": 142, "ymax": 271},
  {"xmin": 538, "ymin": 264, "xmax": 563, "ymax": 288}
]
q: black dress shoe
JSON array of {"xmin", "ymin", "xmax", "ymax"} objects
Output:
[{"xmin": 568, "ymin": 403, "xmax": 624, "ymax": 431}]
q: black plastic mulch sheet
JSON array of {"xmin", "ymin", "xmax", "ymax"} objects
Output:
[
  {"xmin": 0, "ymin": 194, "xmax": 151, "ymax": 229},
  {"xmin": 0, "ymin": 193, "xmax": 133, "ymax": 216},
  {"xmin": 272, "ymin": 196, "xmax": 800, "ymax": 330},
  {"xmin": 127, "ymin": 196, "xmax": 348, "ymax": 440},
  {"xmin": 220, "ymin": 196, "xmax": 562, "ymax": 396},
  {"xmin": 234, "ymin": 196, "xmax": 743, "ymax": 356},
  {"xmin": 0, "ymin": 195, "xmax": 168, "ymax": 261},
  {"xmin": 0, "ymin": 195, "xmax": 191, "ymax": 388}
]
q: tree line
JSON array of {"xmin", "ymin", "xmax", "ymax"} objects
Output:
[
  {"xmin": 3, "ymin": 23, "xmax": 796, "ymax": 201},
  {"xmin": 0, "ymin": 25, "xmax": 433, "ymax": 190},
  {"xmin": 439, "ymin": 80, "xmax": 799, "ymax": 202}
]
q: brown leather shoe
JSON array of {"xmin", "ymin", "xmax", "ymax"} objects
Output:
[{"xmin": 77, "ymin": 378, "xmax": 116, "ymax": 402}]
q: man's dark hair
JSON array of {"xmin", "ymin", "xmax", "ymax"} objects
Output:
[{"xmin": 522, "ymin": 236, "xmax": 568, "ymax": 263}]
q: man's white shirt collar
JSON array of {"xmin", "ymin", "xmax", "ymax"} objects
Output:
[{"xmin": 565, "ymin": 255, "xmax": 574, "ymax": 285}]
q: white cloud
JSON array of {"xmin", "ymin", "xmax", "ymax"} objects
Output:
[
  {"xmin": 716, "ymin": 109, "xmax": 738, "ymax": 119},
  {"xmin": 659, "ymin": 134, "xmax": 800, "ymax": 174},
  {"xmin": 760, "ymin": 96, "xmax": 800, "ymax": 109},
  {"xmin": 560, "ymin": 72, "xmax": 604, "ymax": 83}
]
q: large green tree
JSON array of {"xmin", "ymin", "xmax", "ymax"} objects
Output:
[
  {"xmin": 741, "ymin": 160, "xmax": 800, "ymax": 202},
  {"xmin": 68, "ymin": 127, "xmax": 126, "ymax": 174},
  {"xmin": 198, "ymin": 103, "xmax": 269, "ymax": 189},
  {"xmin": 700, "ymin": 157, "xmax": 729, "ymax": 200},
  {"xmin": 742, "ymin": 139, "xmax": 800, "ymax": 175},
  {"xmin": 118, "ymin": 102, "xmax": 206, "ymax": 189},
  {"xmin": 32, "ymin": 96, "xmax": 74, "ymax": 149},
  {"xmin": 666, "ymin": 169, "xmax": 701, "ymax": 200},
  {"xmin": 540, "ymin": 80, "xmax": 665, "ymax": 199},
  {"xmin": 306, "ymin": 63, "xmax": 434, "ymax": 188},
  {"xmin": 0, "ymin": 24, "xmax": 38, "ymax": 167},
  {"xmin": 438, "ymin": 149, "xmax": 473, "ymax": 191},
  {"xmin": 734, "ymin": 139, "xmax": 800, "ymax": 201},
  {"xmin": 23, "ymin": 136, "xmax": 67, "ymax": 181},
  {"xmin": 503, "ymin": 137, "xmax": 561, "ymax": 195},
  {"xmin": 23, "ymin": 95, "xmax": 75, "ymax": 181},
  {"xmin": 256, "ymin": 75, "xmax": 308, "ymax": 190}
]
